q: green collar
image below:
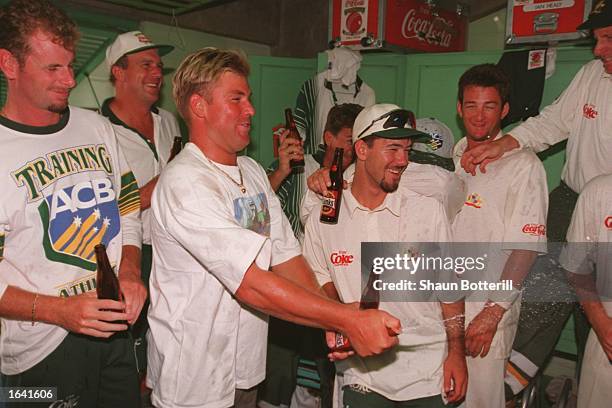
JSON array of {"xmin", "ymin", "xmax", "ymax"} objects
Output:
[
  {"xmin": 101, "ymin": 98, "xmax": 159, "ymax": 161},
  {"xmin": 0, "ymin": 108, "xmax": 70, "ymax": 134}
]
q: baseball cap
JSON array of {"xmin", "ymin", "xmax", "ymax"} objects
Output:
[
  {"xmin": 106, "ymin": 31, "xmax": 174, "ymax": 69},
  {"xmin": 577, "ymin": 0, "xmax": 611, "ymax": 30},
  {"xmin": 413, "ymin": 117, "xmax": 455, "ymax": 159},
  {"xmin": 352, "ymin": 103, "xmax": 431, "ymax": 144}
]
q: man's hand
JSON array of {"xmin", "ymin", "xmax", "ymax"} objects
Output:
[
  {"xmin": 268, "ymin": 127, "xmax": 304, "ymax": 191},
  {"xmin": 460, "ymin": 135, "xmax": 519, "ymax": 175},
  {"xmin": 306, "ymin": 167, "xmax": 348, "ymax": 196},
  {"xmin": 465, "ymin": 303, "xmax": 505, "ymax": 358},
  {"xmin": 343, "ymin": 308, "xmax": 401, "ymax": 357},
  {"xmin": 55, "ymin": 292, "xmax": 129, "ymax": 338},
  {"xmin": 117, "ymin": 245, "xmax": 146, "ymax": 324},
  {"xmin": 119, "ymin": 272, "xmax": 147, "ymax": 324},
  {"xmin": 443, "ymin": 350, "xmax": 468, "ymax": 403}
]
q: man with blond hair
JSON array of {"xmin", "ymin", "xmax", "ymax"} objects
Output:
[
  {"xmin": 0, "ymin": 0, "xmax": 146, "ymax": 406},
  {"xmin": 147, "ymin": 47, "xmax": 401, "ymax": 408}
]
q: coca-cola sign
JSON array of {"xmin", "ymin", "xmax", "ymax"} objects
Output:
[
  {"xmin": 385, "ymin": 0, "xmax": 467, "ymax": 52},
  {"xmin": 330, "ymin": 0, "xmax": 466, "ymax": 52}
]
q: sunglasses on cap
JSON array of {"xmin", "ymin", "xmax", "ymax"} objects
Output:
[{"xmin": 357, "ymin": 109, "xmax": 417, "ymax": 140}]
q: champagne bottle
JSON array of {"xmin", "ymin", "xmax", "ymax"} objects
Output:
[{"xmin": 331, "ymin": 267, "xmax": 380, "ymax": 352}]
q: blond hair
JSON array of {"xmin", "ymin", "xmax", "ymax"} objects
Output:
[{"xmin": 172, "ymin": 47, "xmax": 250, "ymax": 121}]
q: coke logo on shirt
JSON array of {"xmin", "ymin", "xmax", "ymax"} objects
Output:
[
  {"xmin": 330, "ymin": 251, "xmax": 354, "ymax": 266},
  {"xmin": 522, "ymin": 223, "xmax": 546, "ymax": 236},
  {"xmin": 605, "ymin": 216, "xmax": 612, "ymax": 229}
]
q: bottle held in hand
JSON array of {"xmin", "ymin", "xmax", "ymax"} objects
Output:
[
  {"xmin": 320, "ymin": 148, "xmax": 344, "ymax": 225},
  {"xmin": 284, "ymin": 108, "xmax": 305, "ymax": 169},
  {"xmin": 94, "ymin": 244, "xmax": 126, "ymax": 325},
  {"xmin": 332, "ymin": 267, "xmax": 380, "ymax": 352}
]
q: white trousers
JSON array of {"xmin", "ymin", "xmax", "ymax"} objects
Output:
[{"xmin": 577, "ymin": 329, "xmax": 612, "ymax": 408}]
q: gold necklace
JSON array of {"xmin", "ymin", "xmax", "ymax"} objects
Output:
[{"xmin": 206, "ymin": 156, "xmax": 247, "ymax": 194}]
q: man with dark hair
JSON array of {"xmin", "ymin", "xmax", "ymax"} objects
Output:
[
  {"xmin": 101, "ymin": 30, "xmax": 180, "ymax": 378},
  {"xmin": 303, "ymin": 103, "xmax": 468, "ymax": 408},
  {"xmin": 147, "ymin": 47, "xmax": 400, "ymax": 408},
  {"xmin": 0, "ymin": 1, "xmax": 146, "ymax": 406},
  {"xmin": 459, "ymin": 2, "xmax": 611, "ymax": 399},
  {"xmin": 261, "ymin": 103, "xmax": 362, "ymax": 408},
  {"xmin": 452, "ymin": 64, "xmax": 548, "ymax": 407}
]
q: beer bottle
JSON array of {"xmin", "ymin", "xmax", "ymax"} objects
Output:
[
  {"xmin": 94, "ymin": 244, "xmax": 127, "ymax": 326},
  {"xmin": 332, "ymin": 267, "xmax": 381, "ymax": 352},
  {"xmin": 284, "ymin": 108, "xmax": 305, "ymax": 169},
  {"xmin": 168, "ymin": 137, "xmax": 182, "ymax": 162},
  {"xmin": 320, "ymin": 148, "xmax": 344, "ymax": 224}
]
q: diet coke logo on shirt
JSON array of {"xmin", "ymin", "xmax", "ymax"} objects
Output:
[
  {"xmin": 522, "ymin": 224, "xmax": 546, "ymax": 236},
  {"xmin": 330, "ymin": 250, "xmax": 354, "ymax": 266},
  {"xmin": 583, "ymin": 103, "xmax": 598, "ymax": 119},
  {"xmin": 605, "ymin": 216, "xmax": 612, "ymax": 229}
]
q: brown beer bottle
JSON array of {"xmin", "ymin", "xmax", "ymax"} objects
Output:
[
  {"xmin": 168, "ymin": 137, "xmax": 182, "ymax": 162},
  {"xmin": 320, "ymin": 148, "xmax": 344, "ymax": 224},
  {"xmin": 94, "ymin": 244, "xmax": 127, "ymax": 326},
  {"xmin": 332, "ymin": 267, "xmax": 381, "ymax": 352},
  {"xmin": 284, "ymin": 108, "xmax": 305, "ymax": 169}
]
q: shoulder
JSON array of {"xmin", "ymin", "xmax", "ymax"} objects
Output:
[
  {"xmin": 69, "ymin": 106, "xmax": 111, "ymax": 127},
  {"xmin": 581, "ymin": 174, "xmax": 612, "ymax": 197}
]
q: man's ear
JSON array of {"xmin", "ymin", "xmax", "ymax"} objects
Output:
[
  {"xmin": 501, "ymin": 102, "xmax": 510, "ymax": 120},
  {"xmin": 0, "ymin": 49, "xmax": 19, "ymax": 80},
  {"xmin": 456, "ymin": 100, "xmax": 463, "ymax": 119},
  {"xmin": 189, "ymin": 93, "xmax": 207, "ymax": 119},
  {"xmin": 354, "ymin": 139, "xmax": 369, "ymax": 161},
  {"xmin": 323, "ymin": 130, "xmax": 334, "ymax": 147},
  {"xmin": 111, "ymin": 65, "xmax": 125, "ymax": 83}
]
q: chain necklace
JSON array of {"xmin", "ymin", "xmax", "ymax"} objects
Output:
[{"xmin": 206, "ymin": 156, "xmax": 247, "ymax": 194}]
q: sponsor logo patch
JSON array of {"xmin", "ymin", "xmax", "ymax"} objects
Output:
[
  {"xmin": 605, "ymin": 216, "xmax": 612, "ymax": 229},
  {"xmin": 522, "ymin": 223, "xmax": 546, "ymax": 236},
  {"xmin": 464, "ymin": 193, "xmax": 483, "ymax": 209},
  {"xmin": 583, "ymin": 103, "xmax": 598, "ymax": 119},
  {"xmin": 330, "ymin": 250, "xmax": 354, "ymax": 266}
]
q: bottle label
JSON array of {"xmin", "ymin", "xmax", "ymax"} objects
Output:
[{"xmin": 321, "ymin": 191, "xmax": 339, "ymax": 216}]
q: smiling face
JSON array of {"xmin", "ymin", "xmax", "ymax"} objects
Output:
[
  {"xmin": 594, "ymin": 26, "xmax": 612, "ymax": 74},
  {"xmin": 360, "ymin": 137, "xmax": 411, "ymax": 193},
  {"xmin": 116, "ymin": 48, "xmax": 163, "ymax": 106},
  {"xmin": 200, "ymin": 71, "xmax": 255, "ymax": 162},
  {"xmin": 6, "ymin": 30, "xmax": 76, "ymax": 123},
  {"xmin": 457, "ymin": 85, "xmax": 509, "ymax": 144}
]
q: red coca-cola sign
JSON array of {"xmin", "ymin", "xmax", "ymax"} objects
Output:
[
  {"xmin": 522, "ymin": 223, "xmax": 546, "ymax": 236},
  {"xmin": 330, "ymin": 0, "xmax": 467, "ymax": 52},
  {"xmin": 385, "ymin": 0, "xmax": 467, "ymax": 52}
]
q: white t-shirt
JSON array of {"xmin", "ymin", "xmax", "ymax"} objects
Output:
[
  {"xmin": 303, "ymin": 184, "xmax": 452, "ymax": 401},
  {"xmin": 103, "ymin": 102, "xmax": 181, "ymax": 244},
  {"xmin": 452, "ymin": 134, "xmax": 548, "ymax": 356},
  {"xmin": 510, "ymin": 59, "xmax": 612, "ymax": 193},
  {"xmin": 559, "ymin": 173, "xmax": 612, "ymax": 315},
  {"xmin": 0, "ymin": 107, "xmax": 141, "ymax": 374},
  {"xmin": 147, "ymin": 143, "xmax": 301, "ymax": 408}
]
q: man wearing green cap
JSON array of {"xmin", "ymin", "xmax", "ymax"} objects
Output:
[
  {"xmin": 303, "ymin": 103, "xmax": 467, "ymax": 408},
  {"xmin": 101, "ymin": 31, "xmax": 182, "ymax": 378}
]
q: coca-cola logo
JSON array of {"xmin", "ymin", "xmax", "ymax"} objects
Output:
[
  {"xmin": 522, "ymin": 224, "xmax": 546, "ymax": 236},
  {"xmin": 583, "ymin": 103, "xmax": 598, "ymax": 119},
  {"xmin": 605, "ymin": 216, "xmax": 612, "ymax": 229},
  {"xmin": 330, "ymin": 251, "xmax": 354, "ymax": 266},
  {"xmin": 401, "ymin": 8, "xmax": 454, "ymax": 48}
]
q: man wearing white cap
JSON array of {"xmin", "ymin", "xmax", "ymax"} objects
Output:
[
  {"xmin": 102, "ymin": 30, "xmax": 181, "ymax": 378},
  {"xmin": 303, "ymin": 103, "xmax": 468, "ymax": 408}
]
